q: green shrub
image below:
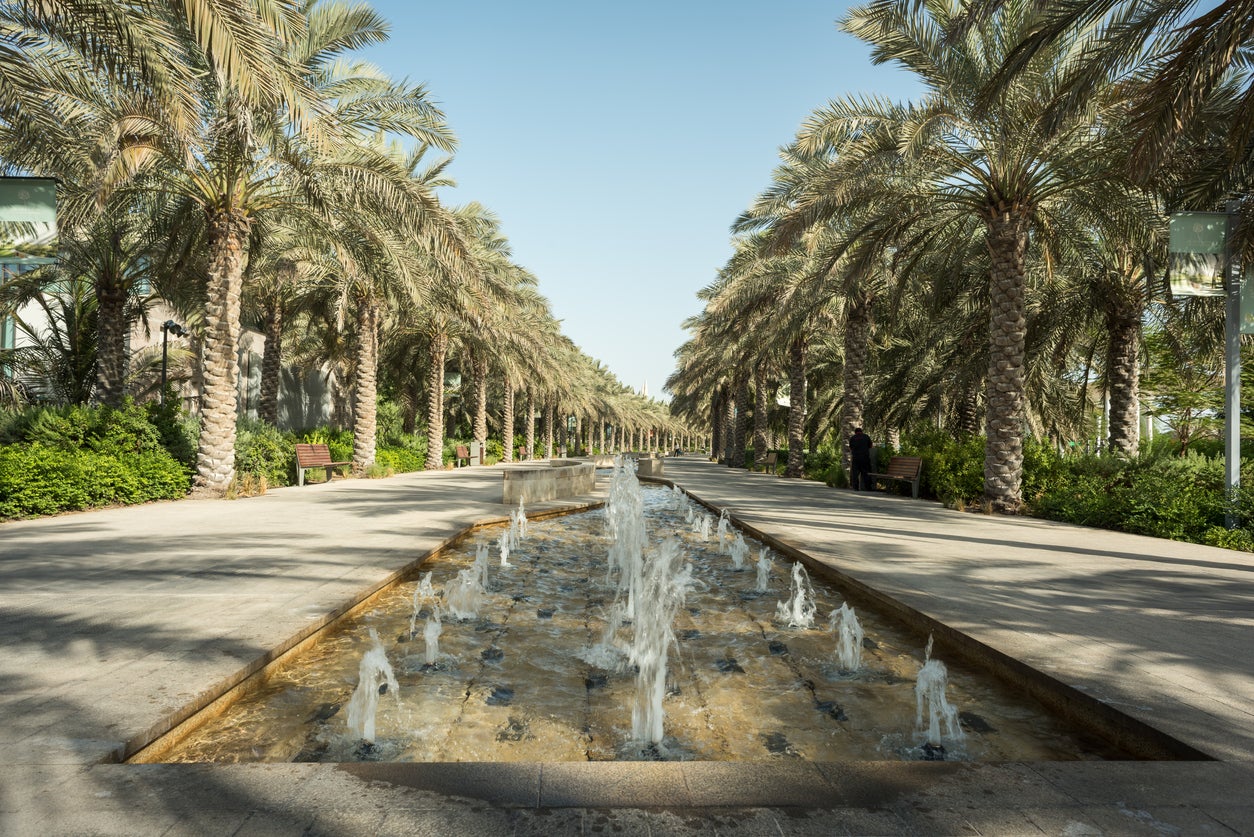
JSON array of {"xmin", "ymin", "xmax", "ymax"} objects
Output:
[
  {"xmin": 1, "ymin": 400, "xmax": 167, "ymax": 456},
  {"xmin": 444, "ymin": 437, "xmax": 463, "ymax": 466},
  {"xmin": 146, "ymin": 395, "xmax": 198, "ymax": 469},
  {"xmin": 0, "ymin": 442, "xmax": 189, "ymax": 519},
  {"xmin": 804, "ymin": 442, "xmax": 841, "ymax": 481},
  {"xmin": 823, "ymin": 463, "xmax": 848, "ymax": 488},
  {"xmin": 236, "ymin": 419, "xmax": 296, "ymax": 487},
  {"xmin": 900, "ymin": 431, "xmax": 985, "ymax": 505},
  {"xmin": 1203, "ymin": 525, "xmax": 1254, "ymax": 551},
  {"xmin": 376, "ymin": 445, "xmax": 425, "ymax": 472},
  {"xmin": 297, "ymin": 426, "xmax": 354, "ymax": 463}
]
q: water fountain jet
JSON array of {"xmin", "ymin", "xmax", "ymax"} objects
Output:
[
  {"xmin": 775, "ymin": 562, "xmax": 817, "ymax": 628},
  {"xmin": 345, "ymin": 628, "xmax": 399, "ymax": 743},
  {"xmin": 754, "ymin": 548, "xmax": 773, "ymax": 593},
  {"xmin": 829, "ymin": 603, "xmax": 864, "ymax": 671}
]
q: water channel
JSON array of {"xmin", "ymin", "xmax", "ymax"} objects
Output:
[{"xmin": 162, "ymin": 468, "xmax": 1123, "ymax": 764}]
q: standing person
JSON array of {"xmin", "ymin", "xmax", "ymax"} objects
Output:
[{"xmin": 848, "ymin": 427, "xmax": 873, "ymax": 491}]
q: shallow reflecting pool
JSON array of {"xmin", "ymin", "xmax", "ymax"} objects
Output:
[{"xmin": 163, "ymin": 485, "xmax": 1123, "ymax": 763}]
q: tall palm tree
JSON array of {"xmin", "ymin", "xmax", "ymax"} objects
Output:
[
  {"xmin": 779, "ymin": 0, "xmax": 1133, "ymax": 510},
  {"xmin": 166, "ymin": 1, "xmax": 458, "ymax": 489}
]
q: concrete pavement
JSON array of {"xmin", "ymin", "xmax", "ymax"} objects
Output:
[{"xmin": 1, "ymin": 457, "xmax": 1252, "ymax": 835}]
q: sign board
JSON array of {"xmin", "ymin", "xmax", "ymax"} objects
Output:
[
  {"xmin": 1168, "ymin": 212, "xmax": 1229, "ymax": 297},
  {"xmin": 0, "ymin": 177, "xmax": 57, "ymax": 224},
  {"xmin": 1242, "ymin": 267, "xmax": 1254, "ymax": 334}
]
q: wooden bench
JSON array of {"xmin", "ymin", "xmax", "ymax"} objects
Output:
[
  {"xmin": 868, "ymin": 455, "xmax": 923, "ymax": 498},
  {"xmin": 295, "ymin": 443, "xmax": 350, "ymax": 486},
  {"xmin": 455, "ymin": 445, "xmax": 470, "ymax": 467},
  {"xmin": 759, "ymin": 451, "xmax": 779, "ymax": 472}
]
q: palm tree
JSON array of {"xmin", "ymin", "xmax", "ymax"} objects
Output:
[
  {"xmin": 775, "ymin": 0, "xmax": 1135, "ymax": 510},
  {"xmin": 162, "ymin": 0, "xmax": 458, "ymax": 490}
]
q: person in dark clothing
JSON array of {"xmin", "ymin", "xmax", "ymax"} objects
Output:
[{"xmin": 848, "ymin": 427, "xmax": 873, "ymax": 491}]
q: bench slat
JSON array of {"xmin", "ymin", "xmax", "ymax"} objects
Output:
[
  {"xmin": 295, "ymin": 443, "xmax": 350, "ymax": 485},
  {"xmin": 867, "ymin": 456, "xmax": 923, "ymax": 498}
]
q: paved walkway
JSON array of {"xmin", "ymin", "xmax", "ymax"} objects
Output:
[{"xmin": 0, "ymin": 457, "xmax": 1251, "ymax": 835}]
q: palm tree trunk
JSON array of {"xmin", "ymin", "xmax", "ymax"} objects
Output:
[
  {"xmin": 195, "ymin": 208, "xmax": 250, "ymax": 492},
  {"xmin": 472, "ymin": 355, "xmax": 488, "ymax": 450},
  {"xmin": 958, "ymin": 388, "xmax": 981, "ymax": 437},
  {"xmin": 710, "ymin": 389, "xmax": 723, "ymax": 461},
  {"xmin": 544, "ymin": 399, "xmax": 554, "ymax": 459},
  {"xmin": 351, "ymin": 296, "xmax": 379, "ymax": 473},
  {"xmin": 425, "ymin": 332, "xmax": 447, "ymax": 470},
  {"xmin": 733, "ymin": 374, "xmax": 749, "ymax": 468},
  {"xmin": 259, "ymin": 302, "xmax": 282, "ymax": 425},
  {"xmin": 525, "ymin": 389, "xmax": 536, "ymax": 459},
  {"xmin": 983, "ymin": 209, "xmax": 1030, "ymax": 512},
  {"xmin": 1106, "ymin": 297, "xmax": 1142, "ymax": 456},
  {"xmin": 786, "ymin": 335, "xmax": 807, "ymax": 478},
  {"xmin": 841, "ymin": 291, "xmax": 871, "ymax": 474},
  {"xmin": 723, "ymin": 386, "xmax": 737, "ymax": 466},
  {"xmin": 94, "ymin": 272, "xmax": 127, "ymax": 408},
  {"xmin": 574, "ymin": 413, "xmax": 582, "ymax": 455},
  {"xmin": 752, "ymin": 364, "xmax": 769, "ymax": 467},
  {"xmin": 502, "ymin": 380, "xmax": 515, "ymax": 462}
]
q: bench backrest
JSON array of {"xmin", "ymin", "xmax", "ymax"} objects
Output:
[
  {"xmin": 295, "ymin": 443, "xmax": 333, "ymax": 467},
  {"xmin": 764, "ymin": 452, "xmax": 778, "ymax": 465},
  {"xmin": 885, "ymin": 455, "xmax": 922, "ymax": 479},
  {"xmin": 456, "ymin": 445, "xmax": 470, "ymax": 459}
]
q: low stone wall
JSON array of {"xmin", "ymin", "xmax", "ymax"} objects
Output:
[
  {"xmin": 634, "ymin": 454, "xmax": 665, "ymax": 478},
  {"xmin": 502, "ymin": 460, "xmax": 596, "ymax": 505}
]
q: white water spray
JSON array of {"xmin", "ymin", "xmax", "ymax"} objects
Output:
[
  {"xmin": 916, "ymin": 658, "xmax": 964, "ymax": 746},
  {"xmin": 715, "ymin": 510, "xmax": 731, "ymax": 554},
  {"xmin": 629, "ymin": 538, "xmax": 694, "ymax": 746},
  {"xmin": 423, "ymin": 605, "xmax": 443, "ymax": 666},
  {"xmin": 728, "ymin": 532, "xmax": 749, "ymax": 570},
  {"xmin": 775, "ymin": 562, "xmax": 817, "ymax": 628},
  {"xmin": 345, "ymin": 628, "xmax": 399, "ymax": 743},
  {"xmin": 474, "ymin": 542, "xmax": 490, "ymax": 590},
  {"xmin": 512, "ymin": 499, "xmax": 528, "ymax": 540},
  {"xmin": 696, "ymin": 513, "xmax": 712, "ymax": 541},
  {"xmin": 409, "ymin": 572, "xmax": 436, "ymax": 638},
  {"xmin": 498, "ymin": 528, "xmax": 513, "ymax": 567},
  {"xmin": 444, "ymin": 567, "xmax": 486, "ymax": 620},
  {"xmin": 828, "ymin": 603, "xmax": 864, "ymax": 671},
  {"xmin": 755, "ymin": 548, "xmax": 773, "ymax": 593},
  {"xmin": 580, "ymin": 600, "xmax": 628, "ymax": 669},
  {"xmin": 605, "ymin": 457, "xmax": 646, "ymax": 606}
]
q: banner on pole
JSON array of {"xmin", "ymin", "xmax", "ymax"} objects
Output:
[
  {"xmin": 1168, "ymin": 212, "xmax": 1229, "ymax": 297},
  {"xmin": 1242, "ymin": 267, "xmax": 1254, "ymax": 334},
  {"xmin": 0, "ymin": 177, "xmax": 57, "ymax": 225}
]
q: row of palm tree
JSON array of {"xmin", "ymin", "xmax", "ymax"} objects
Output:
[
  {"xmin": 669, "ymin": 0, "xmax": 1250, "ymax": 510},
  {"xmin": 1, "ymin": 0, "xmax": 687, "ymax": 488}
]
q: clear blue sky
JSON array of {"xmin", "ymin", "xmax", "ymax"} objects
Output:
[{"xmin": 362, "ymin": 1, "xmax": 922, "ymax": 399}]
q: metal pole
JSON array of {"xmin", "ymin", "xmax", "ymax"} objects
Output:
[
  {"xmin": 160, "ymin": 327, "xmax": 169, "ymax": 406},
  {"xmin": 1225, "ymin": 202, "xmax": 1241, "ymax": 527}
]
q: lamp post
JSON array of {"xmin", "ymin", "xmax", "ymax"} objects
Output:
[{"xmin": 160, "ymin": 320, "xmax": 187, "ymax": 405}]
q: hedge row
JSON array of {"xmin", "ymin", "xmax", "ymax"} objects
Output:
[
  {"xmin": 900, "ymin": 431, "xmax": 1254, "ymax": 552},
  {"xmin": 0, "ymin": 442, "xmax": 190, "ymax": 519}
]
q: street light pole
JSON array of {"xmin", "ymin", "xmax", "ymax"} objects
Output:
[
  {"xmin": 1225, "ymin": 202, "xmax": 1242, "ymax": 527},
  {"xmin": 160, "ymin": 320, "xmax": 186, "ymax": 406}
]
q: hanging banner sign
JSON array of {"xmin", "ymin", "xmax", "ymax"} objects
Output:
[
  {"xmin": 1242, "ymin": 267, "xmax": 1254, "ymax": 334},
  {"xmin": 1168, "ymin": 212, "xmax": 1229, "ymax": 297},
  {"xmin": 0, "ymin": 177, "xmax": 57, "ymax": 225}
]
